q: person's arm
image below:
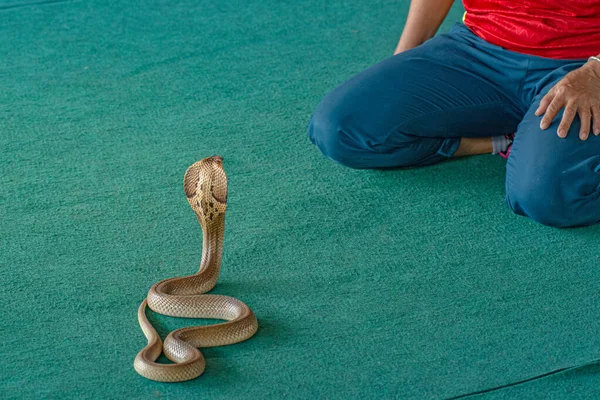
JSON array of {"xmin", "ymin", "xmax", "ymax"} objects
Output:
[{"xmin": 394, "ymin": 0, "xmax": 455, "ymax": 55}]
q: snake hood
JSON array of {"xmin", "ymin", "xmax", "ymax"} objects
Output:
[{"xmin": 184, "ymin": 156, "xmax": 228, "ymax": 222}]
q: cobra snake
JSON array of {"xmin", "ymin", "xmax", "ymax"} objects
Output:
[{"xmin": 134, "ymin": 156, "xmax": 258, "ymax": 382}]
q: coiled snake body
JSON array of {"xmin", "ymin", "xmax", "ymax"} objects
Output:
[{"xmin": 134, "ymin": 156, "xmax": 258, "ymax": 382}]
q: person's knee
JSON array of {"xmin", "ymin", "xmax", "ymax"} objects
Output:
[
  {"xmin": 307, "ymin": 97, "xmax": 367, "ymax": 169},
  {"xmin": 505, "ymin": 164, "xmax": 594, "ymax": 228},
  {"xmin": 506, "ymin": 110, "xmax": 600, "ymax": 227},
  {"xmin": 506, "ymin": 181, "xmax": 567, "ymax": 228}
]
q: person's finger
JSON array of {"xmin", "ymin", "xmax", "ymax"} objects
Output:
[
  {"xmin": 579, "ymin": 107, "xmax": 592, "ymax": 141},
  {"xmin": 535, "ymin": 89, "xmax": 555, "ymax": 116},
  {"xmin": 540, "ymin": 95, "xmax": 565, "ymax": 130},
  {"xmin": 557, "ymin": 102, "xmax": 577, "ymax": 138},
  {"xmin": 592, "ymin": 105, "xmax": 600, "ymax": 136}
]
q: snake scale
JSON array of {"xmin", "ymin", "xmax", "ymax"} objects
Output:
[{"xmin": 134, "ymin": 156, "xmax": 258, "ymax": 382}]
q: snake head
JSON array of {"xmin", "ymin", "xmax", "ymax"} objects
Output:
[{"xmin": 184, "ymin": 156, "xmax": 228, "ymax": 219}]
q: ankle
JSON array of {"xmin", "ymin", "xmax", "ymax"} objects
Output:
[{"xmin": 454, "ymin": 137, "xmax": 493, "ymax": 157}]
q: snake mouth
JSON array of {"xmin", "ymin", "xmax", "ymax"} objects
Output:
[{"xmin": 210, "ymin": 155, "xmax": 223, "ymax": 164}]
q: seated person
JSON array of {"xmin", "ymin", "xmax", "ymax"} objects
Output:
[{"xmin": 308, "ymin": 0, "xmax": 600, "ymax": 228}]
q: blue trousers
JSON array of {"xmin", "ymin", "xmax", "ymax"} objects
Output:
[{"xmin": 308, "ymin": 23, "xmax": 600, "ymax": 228}]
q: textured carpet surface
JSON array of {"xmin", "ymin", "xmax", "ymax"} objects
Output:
[{"xmin": 2, "ymin": 0, "xmax": 600, "ymax": 399}]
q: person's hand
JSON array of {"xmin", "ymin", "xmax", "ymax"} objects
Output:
[{"xmin": 535, "ymin": 60, "xmax": 600, "ymax": 140}]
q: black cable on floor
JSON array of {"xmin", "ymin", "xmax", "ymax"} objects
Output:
[{"xmin": 445, "ymin": 358, "xmax": 600, "ymax": 399}]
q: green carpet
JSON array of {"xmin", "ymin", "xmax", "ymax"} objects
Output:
[{"xmin": 2, "ymin": 0, "xmax": 600, "ymax": 398}]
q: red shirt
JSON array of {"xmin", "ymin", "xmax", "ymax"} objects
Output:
[{"xmin": 463, "ymin": 0, "xmax": 600, "ymax": 59}]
